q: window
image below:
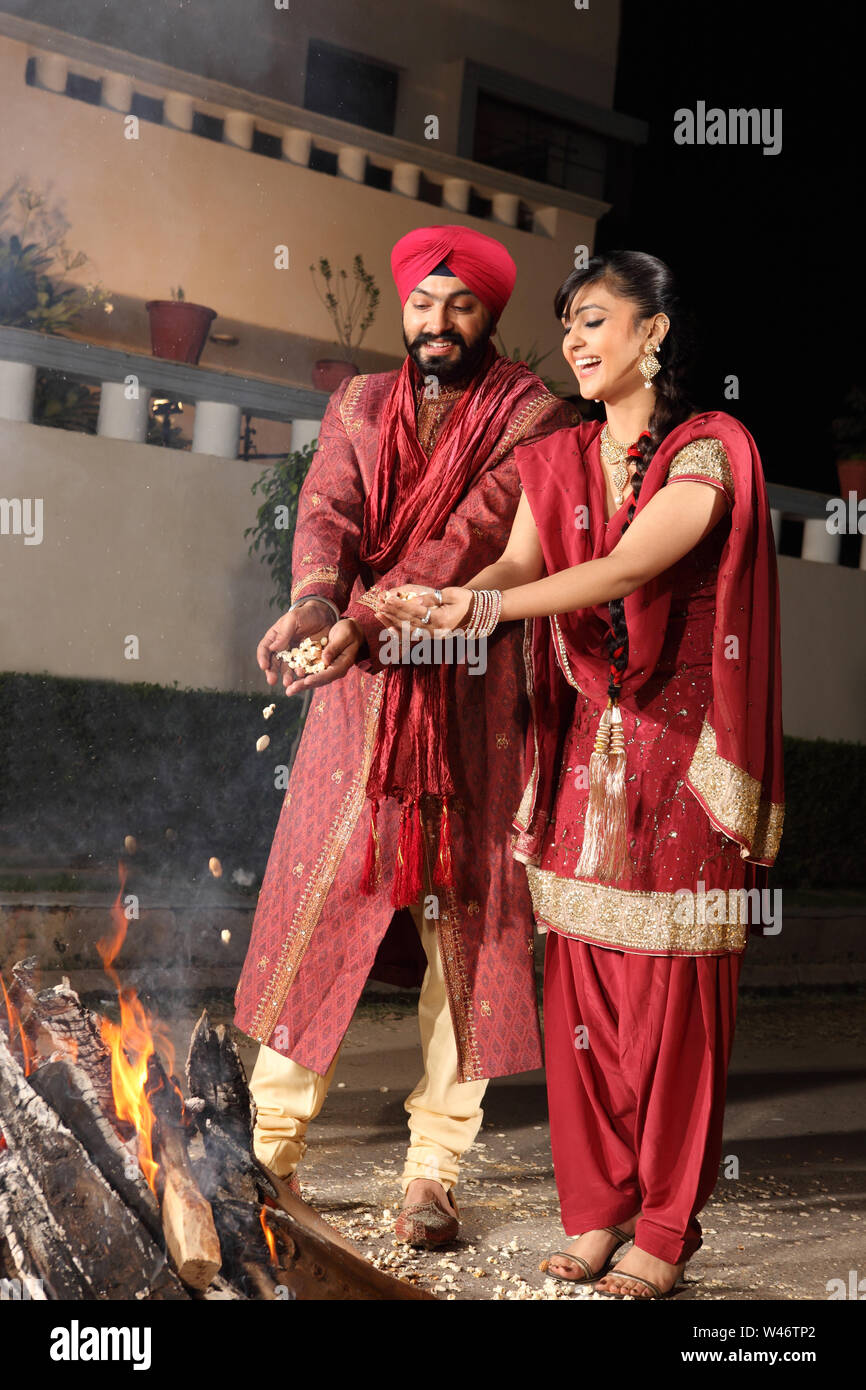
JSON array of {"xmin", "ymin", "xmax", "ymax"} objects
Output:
[
  {"xmin": 473, "ymin": 92, "xmax": 607, "ymax": 198},
  {"xmin": 304, "ymin": 41, "xmax": 397, "ymax": 135}
]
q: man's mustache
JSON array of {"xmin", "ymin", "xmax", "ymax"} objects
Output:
[{"xmin": 412, "ymin": 332, "xmax": 467, "ymax": 349}]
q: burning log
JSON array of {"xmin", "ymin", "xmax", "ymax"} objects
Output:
[
  {"xmin": 145, "ymin": 1053, "xmax": 222, "ymax": 1292},
  {"xmin": 0, "ymin": 1035, "xmax": 187, "ymax": 1300},
  {"xmin": 185, "ymin": 1012, "xmax": 435, "ymax": 1300}
]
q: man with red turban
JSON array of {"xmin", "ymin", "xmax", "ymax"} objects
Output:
[{"xmin": 234, "ymin": 224, "xmax": 575, "ymax": 1245}]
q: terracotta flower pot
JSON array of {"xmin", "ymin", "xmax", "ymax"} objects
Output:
[
  {"xmin": 146, "ymin": 300, "xmax": 217, "ymax": 365},
  {"xmin": 837, "ymin": 458, "xmax": 866, "ymax": 501},
  {"xmin": 312, "ymin": 359, "xmax": 359, "ymax": 392}
]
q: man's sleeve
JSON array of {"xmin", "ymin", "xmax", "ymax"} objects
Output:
[
  {"xmin": 345, "ymin": 394, "xmax": 578, "ymax": 673},
  {"xmin": 289, "ymin": 381, "xmax": 366, "ymax": 613}
]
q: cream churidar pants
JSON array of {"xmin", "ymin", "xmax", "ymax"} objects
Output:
[{"xmin": 249, "ymin": 901, "xmax": 488, "ymax": 1195}]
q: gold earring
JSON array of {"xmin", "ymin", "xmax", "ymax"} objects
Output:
[{"xmin": 639, "ymin": 344, "xmax": 661, "ymax": 389}]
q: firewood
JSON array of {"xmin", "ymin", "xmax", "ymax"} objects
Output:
[
  {"xmin": 146, "ymin": 1053, "xmax": 222, "ymax": 1292},
  {"xmin": 0, "ymin": 1035, "xmax": 188, "ymax": 1300}
]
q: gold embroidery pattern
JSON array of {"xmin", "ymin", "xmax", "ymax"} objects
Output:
[
  {"xmin": 338, "ymin": 373, "xmax": 369, "ymax": 437},
  {"xmin": 438, "ymin": 885, "xmax": 484, "ymax": 1082},
  {"xmin": 251, "ymin": 673, "xmax": 386, "ymax": 1043},
  {"xmin": 687, "ymin": 716, "xmax": 784, "ymax": 864},
  {"xmin": 480, "ymin": 1000, "xmax": 492, "ymax": 1017},
  {"xmin": 416, "ymin": 384, "xmax": 464, "ymax": 456},
  {"xmin": 667, "ymin": 438, "xmax": 735, "ymax": 503},
  {"xmin": 551, "ymin": 614, "xmax": 584, "ymax": 693},
  {"xmin": 526, "ymin": 866, "xmax": 748, "ymax": 954},
  {"xmin": 357, "ymin": 588, "xmax": 383, "ymax": 611},
  {"xmin": 514, "ymin": 620, "xmax": 539, "ymax": 831},
  {"xmin": 491, "ymin": 390, "xmax": 560, "ymax": 463},
  {"xmin": 290, "ymin": 566, "xmax": 341, "ymax": 603}
]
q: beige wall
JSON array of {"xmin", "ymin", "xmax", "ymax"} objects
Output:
[
  {"xmin": 2, "ymin": 419, "xmax": 865, "ymax": 745},
  {"xmin": 0, "ymin": 32, "xmax": 597, "ymax": 391}
]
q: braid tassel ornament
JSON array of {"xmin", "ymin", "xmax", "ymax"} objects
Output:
[{"xmin": 575, "ymin": 689, "xmax": 632, "ymax": 882}]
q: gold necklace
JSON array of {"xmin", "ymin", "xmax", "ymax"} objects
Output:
[{"xmin": 599, "ymin": 424, "xmax": 635, "ymax": 505}]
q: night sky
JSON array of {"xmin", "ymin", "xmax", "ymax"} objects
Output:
[{"xmin": 605, "ymin": 0, "xmax": 862, "ymax": 496}]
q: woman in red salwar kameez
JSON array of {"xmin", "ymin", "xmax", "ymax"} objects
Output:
[{"xmin": 380, "ymin": 251, "xmax": 785, "ymax": 1299}]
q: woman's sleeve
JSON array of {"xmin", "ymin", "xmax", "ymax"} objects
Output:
[{"xmin": 665, "ymin": 436, "xmax": 735, "ymax": 507}]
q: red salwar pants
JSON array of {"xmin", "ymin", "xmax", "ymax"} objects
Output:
[{"xmin": 544, "ymin": 931, "xmax": 742, "ymax": 1265}]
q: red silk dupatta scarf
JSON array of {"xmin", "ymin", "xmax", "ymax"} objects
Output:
[
  {"xmin": 512, "ymin": 411, "xmax": 785, "ymax": 875},
  {"xmin": 361, "ymin": 345, "xmax": 544, "ymax": 906}
]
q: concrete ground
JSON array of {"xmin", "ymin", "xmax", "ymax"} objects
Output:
[{"xmin": 167, "ymin": 983, "xmax": 866, "ymax": 1303}]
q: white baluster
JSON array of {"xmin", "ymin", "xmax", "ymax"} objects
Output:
[
  {"xmin": 163, "ymin": 92, "xmax": 195, "ymax": 131},
  {"xmin": 283, "ymin": 128, "xmax": 312, "ymax": 165},
  {"xmin": 34, "ymin": 53, "xmax": 68, "ymax": 93},
  {"xmin": 442, "ymin": 178, "xmax": 470, "ymax": 213},
  {"xmin": 101, "ymin": 72, "xmax": 133, "ymax": 112},
  {"xmin": 97, "ymin": 383, "xmax": 148, "ymax": 442},
  {"xmin": 392, "ymin": 162, "xmax": 421, "ymax": 198},
  {"xmin": 0, "ymin": 361, "xmax": 37, "ymax": 422},
  {"xmin": 801, "ymin": 518, "xmax": 840, "ymax": 564},
  {"xmin": 492, "ymin": 193, "xmax": 519, "ymax": 226},
  {"xmin": 192, "ymin": 401, "xmax": 242, "ymax": 458},
  {"xmin": 224, "ymin": 111, "xmax": 255, "ymax": 150},
  {"xmin": 337, "ymin": 146, "xmax": 367, "ymax": 182},
  {"xmin": 533, "ymin": 206, "xmax": 558, "ymax": 237}
]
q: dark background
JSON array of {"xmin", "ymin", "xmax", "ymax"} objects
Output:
[{"xmin": 606, "ymin": 0, "xmax": 862, "ymax": 494}]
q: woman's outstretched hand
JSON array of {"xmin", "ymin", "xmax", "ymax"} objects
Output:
[{"xmin": 377, "ymin": 586, "xmax": 475, "ymax": 633}]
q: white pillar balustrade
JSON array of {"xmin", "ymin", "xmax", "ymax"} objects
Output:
[
  {"xmin": 801, "ymin": 518, "xmax": 840, "ymax": 564},
  {"xmin": 283, "ymin": 127, "xmax": 312, "ymax": 165},
  {"xmin": 442, "ymin": 177, "xmax": 471, "ymax": 213},
  {"xmin": 0, "ymin": 361, "xmax": 37, "ymax": 422},
  {"xmin": 223, "ymin": 110, "xmax": 255, "ymax": 150},
  {"xmin": 33, "ymin": 51, "xmax": 68, "ymax": 93},
  {"xmin": 163, "ymin": 91, "xmax": 194, "ymax": 131},
  {"xmin": 391, "ymin": 162, "xmax": 421, "ymax": 198},
  {"xmin": 96, "ymin": 383, "xmax": 149, "ymax": 443},
  {"xmin": 337, "ymin": 145, "xmax": 367, "ymax": 182},
  {"xmin": 101, "ymin": 71, "xmax": 132, "ymax": 112},
  {"xmin": 192, "ymin": 401, "xmax": 242, "ymax": 459},
  {"xmin": 533, "ymin": 206, "xmax": 558, "ymax": 237},
  {"xmin": 492, "ymin": 192, "xmax": 520, "ymax": 227}
]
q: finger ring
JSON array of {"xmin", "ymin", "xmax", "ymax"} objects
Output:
[
  {"xmin": 433, "ymin": 590, "xmax": 443, "ymax": 605},
  {"xmin": 421, "ymin": 608, "xmax": 431, "ymax": 624}
]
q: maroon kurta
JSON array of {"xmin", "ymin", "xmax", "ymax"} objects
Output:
[{"xmin": 234, "ymin": 369, "xmax": 575, "ymax": 1081}]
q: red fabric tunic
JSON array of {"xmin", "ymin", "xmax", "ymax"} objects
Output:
[
  {"xmin": 234, "ymin": 369, "xmax": 575, "ymax": 1080},
  {"xmin": 514, "ymin": 416, "xmax": 785, "ymax": 956}
]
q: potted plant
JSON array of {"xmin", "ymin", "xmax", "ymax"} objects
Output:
[
  {"xmin": 309, "ymin": 254, "xmax": 379, "ymax": 391},
  {"xmin": 145, "ymin": 285, "xmax": 217, "ymax": 365},
  {"xmin": 0, "ymin": 181, "xmax": 111, "ymax": 331},
  {"xmin": 831, "ymin": 387, "xmax": 866, "ymax": 499}
]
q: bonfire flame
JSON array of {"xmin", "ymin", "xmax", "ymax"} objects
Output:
[
  {"xmin": 0, "ymin": 971, "xmax": 36, "ymax": 1076},
  {"xmin": 97, "ymin": 862, "xmax": 178, "ymax": 1194},
  {"xmin": 259, "ymin": 1205, "xmax": 278, "ymax": 1265}
]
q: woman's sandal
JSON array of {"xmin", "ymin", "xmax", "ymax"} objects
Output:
[
  {"xmin": 539, "ymin": 1225, "xmax": 635, "ymax": 1284},
  {"xmin": 595, "ymin": 1268, "xmax": 686, "ymax": 1300}
]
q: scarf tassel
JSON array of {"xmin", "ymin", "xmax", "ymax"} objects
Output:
[
  {"xmin": 575, "ymin": 700, "xmax": 631, "ymax": 882},
  {"xmin": 392, "ymin": 799, "xmax": 424, "ymax": 909},
  {"xmin": 360, "ymin": 799, "xmax": 381, "ymax": 896}
]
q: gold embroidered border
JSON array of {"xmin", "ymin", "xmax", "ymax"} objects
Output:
[
  {"xmin": 250, "ymin": 672, "xmax": 386, "ymax": 1043},
  {"xmin": 525, "ymin": 866, "xmax": 748, "ymax": 954},
  {"xmin": 491, "ymin": 390, "xmax": 558, "ymax": 463},
  {"xmin": 338, "ymin": 373, "xmax": 369, "ymax": 436},
  {"xmin": 514, "ymin": 618, "xmax": 539, "ymax": 830},
  {"xmin": 687, "ymin": 716, "xmax": 784, "ymax": 864},
  {"xmin": 438, "ymin": 882, "xmax": 484, "ymax": 1082},
  {"xmin": 357, "ymin": 587, "xmax": 382, "ymax": 611},
  {"xmin": 290, "ymin": 566, "xmax": 341, "ymax": 603},
  {"xmin": 667, "ymin": 437, "xmax": 735, "ymax": 503},
  {"xmin": 551, "ymin": 614, "xmax": 584, "ymax": 693}
]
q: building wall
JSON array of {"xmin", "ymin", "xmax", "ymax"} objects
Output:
[{"xmin": 2, "ymin": 419, "xmax": 865, "ymax": 744}]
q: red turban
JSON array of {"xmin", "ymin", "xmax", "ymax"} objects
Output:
[{"xmin": 390, "ymin": 224, "xmax": 517, "ymax": 322}]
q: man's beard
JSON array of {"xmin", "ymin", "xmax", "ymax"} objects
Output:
[{"xmin": 403, "ymin": 325, "xmax": 493, "ymax": 387}]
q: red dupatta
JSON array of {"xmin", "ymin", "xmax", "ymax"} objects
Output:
[
  {"xmin": 513, "ymin": 411, "xmax": 785, "ymax": 871},
  {"xmin": 361, "ymin": 345, "xmax": 548, "ymax": 906}
]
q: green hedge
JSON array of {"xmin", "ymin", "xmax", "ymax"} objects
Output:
[
  {"xmin": 0, "ymin": 672, "xmax": 302, "ymax": 885},
  {"xmin": 0, "ymin": 674, "xmax": 863, "ymax": 891}
]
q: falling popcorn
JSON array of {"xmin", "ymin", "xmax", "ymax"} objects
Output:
[
  {"xmin": 263, "ymin": 704, "xmax": 276, "ymax": 719},
  {"xmin": 220, "ymin": 929, "xmax": 232, "ymax": 945},
  {"xmin": 256, "ymin": 735, "xmax": 271, "ymax": 752},
  {"xmin": 208, "ymin": 856, "xmax": 223, "ymax": 878},
  {"xmin": 123, "ymin": 835, "xmax": 137, "ymax": 854}
]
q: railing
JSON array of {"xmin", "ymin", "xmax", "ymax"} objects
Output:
[
  {"xmin": 1, "ymin": 324, "xmax": 862, "ymax": 567},
  {"xmin": 0, "ymin": 325, "xmax": 328, "ymax": 458},
  {"xmin": 0, "ymin": 13, "xmax": 611, "ymax": 239}
]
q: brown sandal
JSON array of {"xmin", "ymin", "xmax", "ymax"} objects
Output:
[{"xmin": 540, "ymin": 1225, "xmax": 634, "ymax": 1284}]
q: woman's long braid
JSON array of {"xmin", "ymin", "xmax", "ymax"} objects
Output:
[{"xmin": 605, "ymin": 368, "xmax": 693, "ymax": 700}]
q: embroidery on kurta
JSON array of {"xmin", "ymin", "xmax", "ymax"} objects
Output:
[
  {"xmin": 290, "ymin": 566, "xmax": 342, "ymax": 603},
  {"xmin": 667, "ymin": 437, "xmax": 735, "ymax": 503},
  {"xmin": 686, "ymin": 716, "xmax": 784, "ymax": 864},
  {"xmin": 514, "ymin": 622, "xmax": 539, "ymax": 831},
  {"xmin": 526, "ymin": 865, "xmax": 749, "ymax": 953},
  {"xmin": 338, "ymin": 374, "xmax": 369, "ymax": 436},
  {"xmin": 251, "ymin": 672, "xmax": 386, "ymax": 1043}
]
